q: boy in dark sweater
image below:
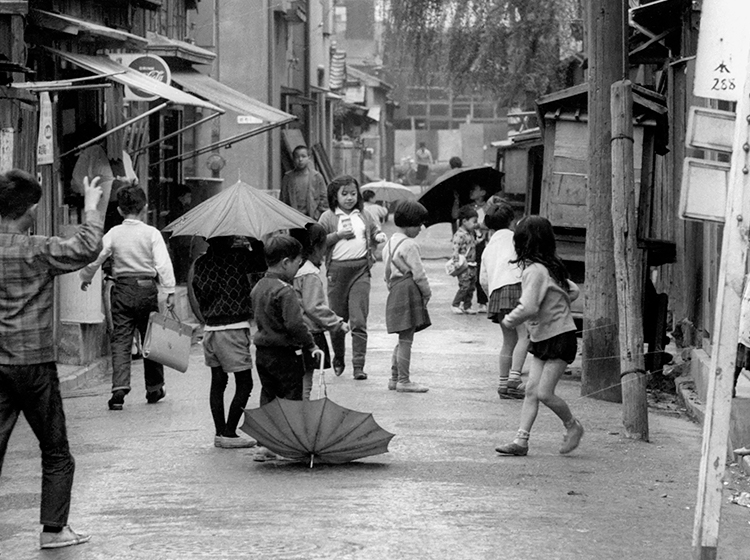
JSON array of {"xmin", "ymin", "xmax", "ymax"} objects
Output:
[
  {"xmin": 191, "ymin": 236, "xmax": 266, "ymax": 449},
  {"xmin": 251, "ymin": 235, "xmax": 319, "ymax": 408}
]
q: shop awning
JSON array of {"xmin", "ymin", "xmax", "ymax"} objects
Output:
[
  {"xmin": 31, "ymin": 10, "xmax": 149, "ymax": 50},
  {"xmin": 146, "ymin": 32, "xmax": 216, "ymax": 65},
  {"xmin": 47, "ymin": 48, "xmax": 221, "ymax": 112},
  {"xmin": 171, "ymin": 69, "xmax": 295, "ymax": 126}
]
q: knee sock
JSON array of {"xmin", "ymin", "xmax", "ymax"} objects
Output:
[
  {"xmin": 209, "ymin": 367, "xmax": 228, "ymax": 437},
  {"xmin": 509, "ymin": 370, "xmax": 522, "ymax": 388},
  {"xmin": 225, "ymin": 370, "xmax": 253, "ymax": 437}
]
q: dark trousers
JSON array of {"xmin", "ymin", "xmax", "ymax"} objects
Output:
[
  {"xmin": 327, "ymin": 259, "xmax": 371, "ymax": 372},
  {"xmin": 255, "ymin": 347, "xmax": 305, "ymax": 406},
  {"xmin": 0, "ymin": 363, "xmax": 75, "ymax": 527},
  {"xmin": 110, "ymin": 279, "xmax": 165, "ymax": 394},
  {"xmin": 475, "ymin": 240, "xmax": 488, "ymax": 305}
]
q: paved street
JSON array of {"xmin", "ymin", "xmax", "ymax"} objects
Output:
[{"xmin": 1, "ymin": 247, "xmax": 748, "ymax": 559}]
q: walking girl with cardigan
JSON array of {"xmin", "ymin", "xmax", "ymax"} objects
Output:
[
  {"xmin": 318, "ymin": 175, "xmax": 387, "ymax": 380},
  {"xmin": 495, "ymin": 216, "xmax": 584, "ymax": 456}
]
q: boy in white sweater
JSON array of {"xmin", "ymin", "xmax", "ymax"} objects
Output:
[{"xmin": 80, "ymin": 184, "xmax": 175, "ymax": 411}]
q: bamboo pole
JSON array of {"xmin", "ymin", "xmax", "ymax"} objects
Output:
[{"xmin": 610, "ymin": 79, "xmax": 648, "ymax": 440}]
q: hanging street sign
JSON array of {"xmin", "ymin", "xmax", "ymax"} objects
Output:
[
  {"xmin": 108, "ymin": 53, "xmax": 171, "ymax": 102},
  {"xmin": 36, "ymin": 91, "xmax": 54, "ymax": 165},
  {"xmin": 694, "ymin": 0, "xmax": 750, "ymax": 102}
]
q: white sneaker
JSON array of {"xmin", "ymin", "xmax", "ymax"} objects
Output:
[
  {"xmin": 463, "ymin": 307, "xmax": 478, "ymax": 315},
  {"xmin": 40, "ymin": 526, "xmax": 91, "ymax": 549},
  {"xmin": 477, "ymin": 304, "xmax": 488, "ymax": 313},
  {"xmin": 214, "ymin": 435, "xmax": 257, "ymax": 449},
  {"xmin": 451, "ymin": 306, "xmax": 464, "ymax": 314}
]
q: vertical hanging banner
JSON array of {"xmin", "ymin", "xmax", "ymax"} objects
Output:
[
  {"xmin": 36, "ymin": 92, "xmax": 54, "ymax": 165},
  {"xmin": 694, "ymin": 0, "xmax": 750, "ymax": 102},
  {"xmin": 0, "ymin": 128, "xmax": 13, "ymax": 173}
]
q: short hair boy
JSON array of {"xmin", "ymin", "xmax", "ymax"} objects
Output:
[
  {"xmin": 80, "ymin": 184, "xmax": 175, "ymax": 411},
  {"xmin": 1, "ymin": 169, "xmax": 103, "ymax": 549},
  {"xmin": 251, "ymin": 235, "xmax": 318, "ymax": 405}
]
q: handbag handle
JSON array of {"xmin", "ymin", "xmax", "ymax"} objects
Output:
[{"xmin": 164, "ymin": 307, "xmax": 181, "ymax": 324}]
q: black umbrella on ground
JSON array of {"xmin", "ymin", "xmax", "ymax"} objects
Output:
[{"xmin": 417, "ymin": 165, "xmax": 504, "ymax": 225}]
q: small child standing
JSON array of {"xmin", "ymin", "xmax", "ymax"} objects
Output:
[
  {"xmin": 318, "ymin": 175, "xmax": 387, "ymax": 380},
  {"xmin": 495, "ymin": 216, "xmax": 584, "ymax": 456},
  {"xmin": 479, "ymin": 202, "xmax": 529, "ymax": 399},
  {"xmin": 80, "ymin": 184, "xmax": 175, "ymax": 411},
  {"xmin": 191, "ymin": 236, "xmax": 266, "ymax": 449},
  {"xmin": 250, "ymin": 235, "xmax": 319, "ymax": 406},
  {"xmin": 450, "ymin": 204, "xmax": 479, "ymax": 314},
  {"xmin": 734, "ymin": 273, "xmax": 750, "ymax": 398},
  {"xmin": 469, "ymin": 184, "xmax": 490, "ymax": 313},
  {"xmin": 382, "ymin": 201, "xmax": 432, "ymax": 393},
  {"xmin": 293, "ymin": 223, "xmax": 350, "ymax": 399}
]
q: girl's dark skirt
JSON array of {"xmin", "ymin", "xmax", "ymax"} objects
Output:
[
  {"xmin": 487, "ymin": 283, "xmax": 522, "ymax": 324},
  {"xmin": 386, "ymin": 275, "xmax": 431, "ymax": 334},
  {"xmin": 528, "ymin": 330, "xmax": 578, "ymax": 364}
]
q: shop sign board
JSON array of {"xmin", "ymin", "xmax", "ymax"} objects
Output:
[{"xmin": 108, "ymin": 53, "xmax": 171, "ymax": 102}]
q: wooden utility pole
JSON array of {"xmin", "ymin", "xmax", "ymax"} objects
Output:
[
  {"xmin": 582, "ymin": 0, "xmax": 624, "ymax": 402},
  {"xmin": 692, "ymin": 65, "xmax": 750, "ymax": 560},
  {"xmin": 610, "ymin": 80, "xmax": 648, "ymax": 440}
]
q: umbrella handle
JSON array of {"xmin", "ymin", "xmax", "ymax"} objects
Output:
[{"xmin": 313, "ymin": 349, "xmax": 326, "ymax": 400}]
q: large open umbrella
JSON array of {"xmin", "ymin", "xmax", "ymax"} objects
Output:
[
  {"xmin": 418, "ymin": 165, "xmax": 504, "ymax": 225},
  {"xmin": 163, "ymin": 180, "xmax": 313, "ymax": 239},
  {"xmin": 361, "ymin": 180, "xmax": 418, "ymax": 204},
  {"xmin": 241, "ymin": 356, "xmax": 394, "ymax": 467}
]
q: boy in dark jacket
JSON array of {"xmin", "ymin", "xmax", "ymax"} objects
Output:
[{"xmin": 251, "ymin": 235, "xmax": 319, "ymax": 405}]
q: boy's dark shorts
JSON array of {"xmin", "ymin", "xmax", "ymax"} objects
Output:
[{"xmin": 528, "ymin": 330, "xmax": 578, "ymax": 364}]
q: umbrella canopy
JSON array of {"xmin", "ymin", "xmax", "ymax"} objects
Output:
[
  {"xmin": 361, "ymin": 180, "xmax": 418, "ymax": 204},
  {"xmin": 241, "ymin": 397, "xmax": 395, "ymax": 466},
  {"xmin": 163, "ymin": 180, "xmax": 313, "ymax": 239},
  {"xmin": 418, "ymin": 165, "xmax": 504, "ymax": 225}
]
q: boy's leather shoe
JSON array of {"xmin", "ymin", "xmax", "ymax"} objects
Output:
[
  {"xmin": 495, "ymin": 442, "xmax": 528, "ymax": 456},
  {"xmin": 107, "ymin": 390, "xmax": 125, "ymax": 411},
  {"xmin": 146, "ymin": 387, "xmax": 166, "ymax": 404}
]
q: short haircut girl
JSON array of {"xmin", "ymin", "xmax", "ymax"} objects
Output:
[{"xmin": 484, "ymin": 202, "xmax": 515, "ymax": 231}]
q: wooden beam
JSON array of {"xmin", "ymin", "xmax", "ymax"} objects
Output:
[
  {"xmin": 692, "ymin": 50, "xmax": 750, "ymax": 560},
  {"xmin": 611, "ymin": 79, "xmax": 648, "ymax": 440}
]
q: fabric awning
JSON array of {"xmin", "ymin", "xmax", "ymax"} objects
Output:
[
  {"xmin": 31, "ymin": 10, "xmax": 148, "ymax": 50},
  {"xmin": 171, "ymin": 69, "xmax": 295, "ymax": 126},
  {"xmin": 46, "ymin": 48, "xmax": 221, "ymax": 112},
  {"xmin": 146, "ymin": 32, "xmax": 216, "ymax": 65}
]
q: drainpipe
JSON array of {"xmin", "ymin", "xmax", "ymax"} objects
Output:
[{"xmin": 267, "ymin": 0, "xmax": 275, "ymax": 191}]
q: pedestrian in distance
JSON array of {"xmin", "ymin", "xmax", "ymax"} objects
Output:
[
  {"xmin": 292, "ymin": 223, "xmax": 350, "ymax": 400},
  {"xmin": 0, "ymin": 169, "xmax": 103, "ymax": 550},
  {"xmin": 469, "ymin": 184, "xmax": 490, "ymax": 313},
  {"xmin": 382, "ymin": 200, "xmax": 432, "ymax": 393},
  {"xmin": 280, "ymin": 145, "xmax": 328, "ymax": 220},
  {"xmin": 80, "ymin": 183, "xmax": 175, "ymax": 411},
  {"xmin": 450, "ymin": 204, "xmax": 479, "ymax": 314},
  {"xmin": 479, "ymin": 201, "xmax": 529, "ymax": 399},
  {"xmin": 414, "ymin": 142, "xmax": 433, "ymax": 186},
  {"xmin": 251, "ymin": 234, "xmax": 321, "ymax": 462},
  {"xmin": 318, "ymin": 175, "xmax": 387, "ymax": 380},
  {"xmin": 190, "ymin": 236, "xmax": 266, "ymax": 449},
  {"xmin": 495, "ymin": 216, "xmax": 584, "ymax": 457}
]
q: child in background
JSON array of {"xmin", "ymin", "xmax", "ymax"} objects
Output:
[
  {"xmin": 450, "ymin": 204, "xmax": 479, "ymax": 314},
  {"xmin": 495, "ymin": 216, "xmax": 584, "ymax": 456},
  {"xmin": 362, "ymin": 189, "xmax": 389, "ymax": 224},
  {"xmin": 80, "ymin": 184, "xmax": 174, "ymax": 411},
  {"xmin": 318, "ymin": 175, "xmax": 387, "ymax": 380},
  {"xmin": 293, "ymin": 223, "xmax": 350, "ymax": 399},
  {"xmin": 479, "ymin": 202, "xmax": 528, "ymax": 399},
  {"xmin": 382, "ymin": 201, "xmax": 432, "ymax": 393},
  {"xmin": 191, "ymin": 236, "xmax": 265, "ymax": 449},
  {"xmin": 251, "ymin": 235, "xmax": 319, "ymax": 405},
  {"xmin": 735, "ymin": 274, "xmax": 750, "ymax": 398},
  {"xmin": 469, "ymin": 184, "xmax": 490, "ymax": 313}
]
